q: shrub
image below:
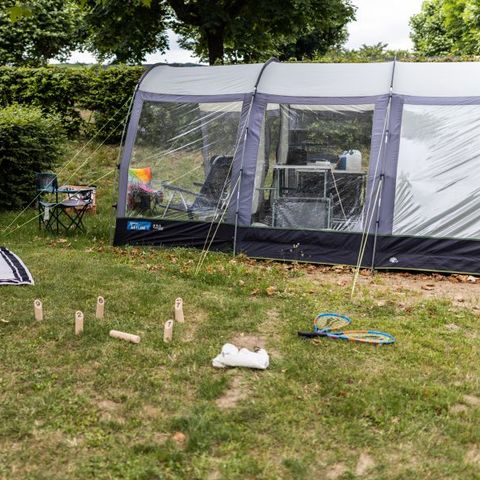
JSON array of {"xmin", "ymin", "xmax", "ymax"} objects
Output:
[
  {"xmin": 0, "ymin": 67, "xmax": 87, "ymax": 136},
  {"xmin": 0, "ymin": 104, "xmax": 65, "ymax": 210},
  {"xmin": 0, "ymin": 65, "xmax": 144, "ymax": 140},
  {"xmin": 80, "ymin": 65, "xmax": 144, "ymax": 142}
]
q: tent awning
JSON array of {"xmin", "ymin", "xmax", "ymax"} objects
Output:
[
  {"xmin": 393, "ymin": 62, "xmax": 480, "ymax": 97},
  {"xmin": 256, "ymin": 62, "xmax": 394, "ymax": 97},
  {"xmin": 139, "ymin": 64, "xmax": 265, "ymax": 96}
]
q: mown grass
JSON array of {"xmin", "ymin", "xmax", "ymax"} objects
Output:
[{"xmin": 0, "ymin": 140, "xmax": 479, "ymax": 479}]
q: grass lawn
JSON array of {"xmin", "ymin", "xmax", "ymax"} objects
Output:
[{"xmin": 0, "ymin": 140, "xmax": 479, "ymax": 479}]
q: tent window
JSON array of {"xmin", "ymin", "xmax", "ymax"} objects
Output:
[
  {"xmin": 393, "ymin": 104, "xmax": 480, "ymax": 240},
  {"xmin": 251, "ymin": 103, "xmax": 374, "ymax": 232},
  {"xmin": 126, "ymin": 101, "xmax": 242, "ymax": 221}
]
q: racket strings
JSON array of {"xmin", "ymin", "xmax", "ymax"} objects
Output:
[
  {"xmin": 314, "ymin": 313, "xmax": 351, "ymax": 332},
  {"xmin": 310, "ymin": 313, "xmax": 395, "ymax": 345}
]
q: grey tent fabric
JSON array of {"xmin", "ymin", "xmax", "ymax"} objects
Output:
[
  {"xmin": 114, "ymin": 60, "xmax": 480, "ymax": 274},
  {"xmin": 0, "ymin": 247, "xmax": 34, "ymax": 285}
]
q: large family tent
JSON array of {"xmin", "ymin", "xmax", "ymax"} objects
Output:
[{"xmin": 114, "ymin": 60, "xmax": 480, "ymax": 274}]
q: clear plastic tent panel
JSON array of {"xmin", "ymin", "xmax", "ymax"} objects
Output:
[
  {"xmin": 251, "ymin": 103, "xmax": 374, "ymax": 232},
  {"xmin": 393, "ymin": 104, "xmax": 480, "ymax": 240},
  {"xmin": 127, "ymin": 101, "xmax": 242, "ymax": 221}
]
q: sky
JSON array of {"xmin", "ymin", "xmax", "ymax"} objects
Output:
[{"xmin": 67, "ymin": 0, "xmax": 425, "ymax": 64}]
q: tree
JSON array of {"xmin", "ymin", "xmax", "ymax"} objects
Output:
[
  {"xmin": 442, "ymin": 0, "xmax": 480, "ymax": 55},
  {"xmin": 410, "ymin": 0, "xmax": 455, "ymax": 56},
  {"xmin": 79, "ymin": 0, "xmax": 355, "ymax": 65},
  {"xmin": 171, "ymin": 0, "xmax": 355, "ymax": 64},
  {"xmin": 80, "ymin": 0, "xmax": 169, "ymax": 64},
  {"xmin": 317, "ymin": 43, "xmax": 410, "ymax": 63},
  {"xmin": 410, "ymin": 0, "xmax": 480, "ymax": 56},
  {"xmin": 0, "ymin": 0, "xmax": 83, "ymax": 66}
]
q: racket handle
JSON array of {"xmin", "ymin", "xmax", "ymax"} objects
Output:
[{"xmin": 297, "ymin": 331, "xmax": 326, "ymax": 338}]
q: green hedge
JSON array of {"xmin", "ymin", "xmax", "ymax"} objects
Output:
[
  {"xmin": 0, "ymin": 65, "xmax": 144, "ymax": 140},
  {"xmin": 0, "ymin": 104, "xmax": 66, "ymax": 210}
]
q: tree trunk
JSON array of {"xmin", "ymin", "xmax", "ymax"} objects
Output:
[{"xmin": 206, "ymin": 26, "xmax": 225, "ymax": 65}]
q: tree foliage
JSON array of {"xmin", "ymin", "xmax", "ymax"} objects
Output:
[
  {"xmin": 316, "ymin": 43, "xmax": 409, "ymax": 63},
  {"xmin": 410, "ymin": 0, "xmax": 480, "ymax": 56},
  {"xmin": 80, "ymin": 0, "xmax": 169, "ymax": 64},
  {"xmin": 79, "ymin": 0, "xmax": 355, "ymax": 65},
  {"xmin": 0, "ymin": 0, "xmax": 83, "ymax": 66},
  {"xmin": 172, "ymin": 0, "xmax": 355, "ymax": 64}
]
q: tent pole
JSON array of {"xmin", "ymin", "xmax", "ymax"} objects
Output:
[
  {"xmin": 233, "ymin": 57, "xmax": 278, "ymax": 256},
  {"xmin": 370, "ymin": 174, "xmax": 384, "ymax": 271},
  {"xmin": 370, "ymin": 57, "xmax": 397, "ymax": 272},
  {"xmin": 351, "ymin": 58, "xmax": 396, "ymax": 297}
]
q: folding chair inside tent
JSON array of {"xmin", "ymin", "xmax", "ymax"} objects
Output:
[{"xmin": 162, "ymin": 155, "xmax": 233, "ymax": 220}]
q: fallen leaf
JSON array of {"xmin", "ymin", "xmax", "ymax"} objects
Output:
[
  {"xmin": 266, "ymin": 286, "xmax": 277, "ymax": 296},
  {"xmin": 172, "ymin": 432, "xmax": 186, "ymax": 444},
  {"xmin": 421, "ymin": 284, "xmax": 435, "ymax": 291}
]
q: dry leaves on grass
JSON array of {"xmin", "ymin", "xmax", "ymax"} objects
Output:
[{"xmin": 266, "ymin": 286, "xmax": 277, "ymax": 296}]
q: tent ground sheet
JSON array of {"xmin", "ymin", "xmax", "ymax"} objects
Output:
[{"xmin": 0, "ymin": 247, "xmax": 34, "ymax": 285}]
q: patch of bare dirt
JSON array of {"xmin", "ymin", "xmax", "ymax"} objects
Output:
[
  {"xmin": 229, "ymin": 332, "xmax": 266, "ymax": 350},
  {"xmin": 152, "ymin": 432, "xmax": 169, "ymax": 444},
  {"xmin": 302, "ymin": 268, "xmax": 480, "ymax": 308},
  {"xmin": 180, "ymin": 309, "xmax": 208, "ymax": 343},
  {"xmin": 465, "ymin": 446, "xmax": 480, "ymax": 466},
  {"xmin": 326, "ymin": 463, "xmax": 348, "ymax": 479},
  {"xmin": 142, "ymin": 404, "xmax": 161, "ymax": 418},
  {"xmin": 229, "ymin": 309, "xmax": 282, "ymax": 360},
  {"xmin": 450, "ymin": 404, "xmax": 469, "ymax": 414},
  {"xmin": 97, "ymin": 399, "xmax": 124, "ymax": 423},
  {"xmin": 463, "ymin": 395, "xmax": 480, "ymax": 407},
  {"xmin": 355, "ymin": 452, "xmax": 375, "ymax": 476},
  {"xmin": 215, "ymin": 375, "xmax": 249, "ymax": 409},
  {"xmin": 450, "ymin": 394, "xmax": 480, "ymax": 414}
]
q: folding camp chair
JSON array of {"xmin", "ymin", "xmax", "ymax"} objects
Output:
[
  {"xmin": 36, "ymin": 173, "xmax": 93, "ymax": 233},
  {"xmin": 161, "ymin": 156, "xmax": 233, "ymax": 220},
  {"xmin": 56, "ymin": 186, "xmax": 94, "ymax": 233},
  {"xmin": 36, "ymin": 172, "xmax": 61, "ymax": 233}
]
